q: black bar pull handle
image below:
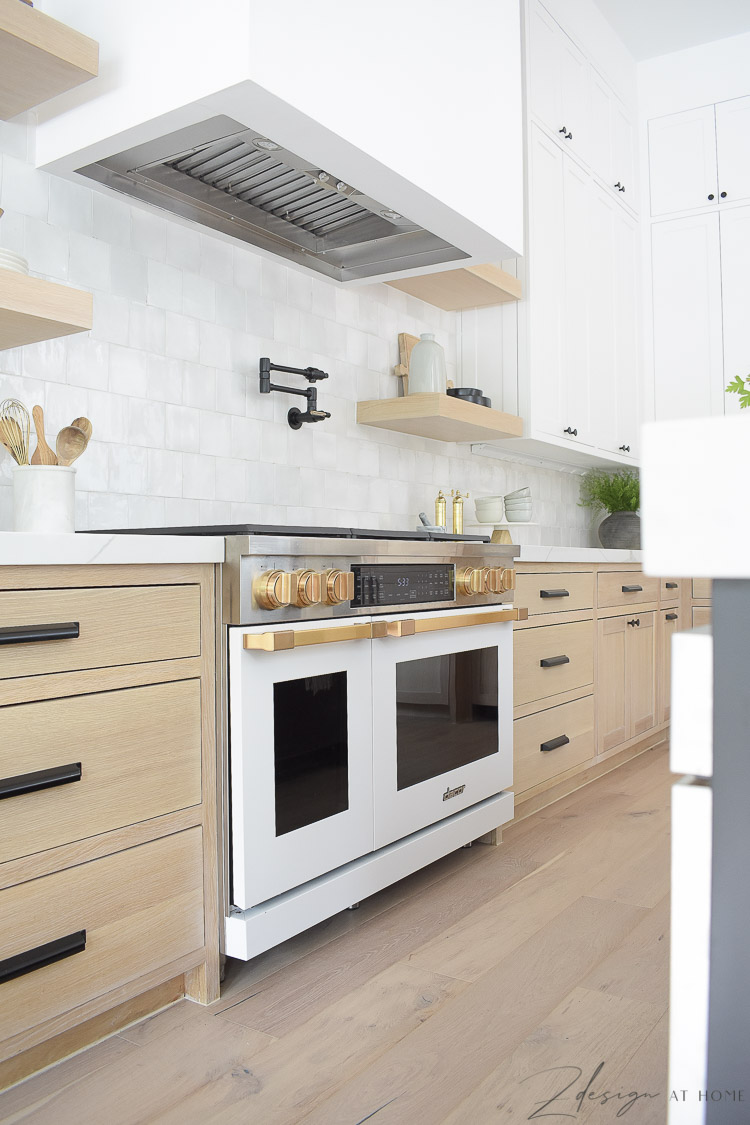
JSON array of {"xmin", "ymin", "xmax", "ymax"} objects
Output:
[
  {"xmin": 540, "ymin": 655, "xmax": 570, "ymax": 668},
  {"xmin": 0, "ymin": 762, "xmax": 82, "ymax": 801},
  {"xmin": 540, "ymin": 734, "xmax": 570, "ymax": 753},
  {"xmin": 0, "ymin": 622, "xmax": 80, "ymax": 646},
  {"xmin": 666, "ymin": 613, "xmax": 678, "ymax": 621},
  {"xmin": 0, "ymin": 930, "xmax": 86, "ymax": 985},
  {"xmin": 621, "ymin": 585, "xmax": 642, "ymax": 593},
  {"xmin": 540, "ymin": 589, "xmax": 570, "ymax": 599},
  {"xmin": 665, "ymin": 582, "xmax": 679, "ymax": 589}
]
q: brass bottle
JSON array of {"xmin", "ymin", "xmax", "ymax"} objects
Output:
[
  {"xmin": 434, "ymin": 490, "xmax": 447, "ymax": 529},
  {"xmin": 451, "ymin": 490, "xmax": 469, "ymax": 535}
]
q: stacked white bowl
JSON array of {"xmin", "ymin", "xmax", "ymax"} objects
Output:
[
  {"xmin": 0, "ymin": 249, "xmax": 29, "ymax": 276},
  {"xmin": 474, "ymin": 495, "xmax": 504, "ymax": 524},
  {"xmin": 504, "ymin": 487, "xmax": 532, "ymax": 522}
]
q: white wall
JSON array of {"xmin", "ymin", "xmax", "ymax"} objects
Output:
[
  {"xmin": 0, "ymin": 114, "xmax": 593, "ymax": 545},
  {"xmin": 639, "ymin": 30, "xmax": 750, "ymax": 118}
]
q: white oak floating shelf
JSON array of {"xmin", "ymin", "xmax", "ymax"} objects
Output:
[
  {"xmin": 0, "ymin": 271, "xmax": 93, "ymax": 350},
  {"xmin": 0, "ymin": 0, "xmax": 99, "ymax": 119},
  {"xmin": 357, "ymin": 393, "xmax": 524, "ymax": 443},
  {"xmin": 386, "ymin": 264, "xmax": 522, "ymax": 311}
]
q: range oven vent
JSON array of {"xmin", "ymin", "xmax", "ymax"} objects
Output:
[{"xmin": 77, "ymin": 116, "xmax": 469, "ymax": 282}]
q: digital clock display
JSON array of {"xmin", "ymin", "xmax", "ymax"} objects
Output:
[{"xmin": 351, "ymin": 564, "xmax": 454, "ymax": 608}]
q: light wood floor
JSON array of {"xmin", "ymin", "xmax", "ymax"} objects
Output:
[{"xmin": 0, "ymin": 745, "xmax": 671, "ymax": 1124}]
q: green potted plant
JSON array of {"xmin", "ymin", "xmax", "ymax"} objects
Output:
[
  {"xmin": 726, "ymin": 374, "xmax": 750, "ymax": 408},
  {"xmin": 579, "ymin": 468, "xmax": 640, "ymax": 549}
]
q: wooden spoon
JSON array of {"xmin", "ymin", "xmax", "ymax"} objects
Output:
[
  {"xmin": 56, "ymin": 425, "xmax": 88, "ymax": 467},
  {"xmin": 31, "ymin": 405, "xmax": 58, "ymax": 465},
  {"xmin": 71, "ymin": 416, "xmax": 93, "ymax": 443}
]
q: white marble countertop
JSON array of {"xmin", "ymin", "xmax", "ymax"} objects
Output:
[
  {"xmin": 642, "ymin": 416, "xmax": 750, "ymax": 578},
  {"xmin": 514, "ymin": 545, "xmax": 643, "ymax": 564},
  {"xmin": 0, "ymin": 532, "xmax": 225, "ymax": 567}
]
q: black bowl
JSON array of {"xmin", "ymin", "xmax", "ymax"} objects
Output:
[{"xmin": 447, "ymin": 387, "xmax": 483, "ymax": 399}]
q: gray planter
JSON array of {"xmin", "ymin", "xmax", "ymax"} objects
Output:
[{"xmin": 598, "ymin": 511, "xmax": 641, "ymax": 549}]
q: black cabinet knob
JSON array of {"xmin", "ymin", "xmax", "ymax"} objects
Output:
[
  {"xmin": 627, "ymin": 618, "xmax": 641, "ymax": 627},
  {"xmin": 563, "ymin": 426, "xmax": 578, "ymax": 436},
  {"xmin": 708, "ymin": 194, "xmax": 715, "ymax": 200},
  {"xmin": 559, "ymin": 125, "xmax": 567, "ymax": 135},
  {"xmin": 619, "ymin": 444, "xmax": 630, "ymax": 452},
  {"xmin": 720, "ymin": 191, "xmax": 728, "ymax": 198},
  {"xmin": 614, "ymin": 182, "xmax": 625, "ymax": 192},
  {"xmin": 559, "ymin": 126, "xmax": 573, "ymax": 140}
]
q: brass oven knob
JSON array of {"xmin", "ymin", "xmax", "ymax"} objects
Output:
[
  {"xmin": 253, "ymin": 569, "xmax": 298, "ymax": 610},
  {"xmin": 457, "ymin": 566, "xmax": 487, "ymax": 596},
  {"xmin": 292, "ymin": 569, "xmax": 322, "ymax": 608},
  {"xmin": 322, "ymin": 568, "xmax": 355, "ymax": 606},
  {"xmin": 488, "ymin": 566, "xmax": 516, "ymax": 593}
]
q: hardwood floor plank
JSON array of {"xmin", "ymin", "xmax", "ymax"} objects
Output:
[
  {"xmin": 150, "ymin": 963, "xmax": 466, "ymax": 1125},
  {"xmin": 216, "ymin": 848, "xmax": 540, "ymax": 1038},
  {"xmin": 295, "ymin": 896, "xmax": 648, "ymax": 1125},
  {"xmin": 3, "ymin": 1019, "xmax": 275, "ymax": 1124},
  {"xmin": 440, "ymin": 985, "xmax": 666, "ymax": 1123},
  {"xmin": 0, "ymin": 1035, "xmax": 137, "ymax": 1121},
  {"xmin": 576, "ymin": 1010, "xmax": 669, "ymax": 1123},
  {"xmin": 215, "ymin": 843, "xmax": 485, "ymax": 1009},
  {"xmin": 579, "ymin": 894, "xmax": 670, "ymax": 1008}
]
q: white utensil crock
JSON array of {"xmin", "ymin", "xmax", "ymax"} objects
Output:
[
  {"xmin": 408, "ymin": 333, "xmax": 447, "ymax": 394},
  {"xmin": 12, "ymin": 465, "xmax": 76, "ymax": 533}
]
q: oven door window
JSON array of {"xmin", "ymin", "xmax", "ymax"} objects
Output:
[
  {"xmin": 395, "ymin": 647, "xmax": 498, "ymax": 790},
  {"xmin": 273, "ymin": 671, "xmax": 349, "ymax": 835}
]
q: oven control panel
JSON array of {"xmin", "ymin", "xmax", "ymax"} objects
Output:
[{"xmin": 351, "ymin": 564, "xmax": 454, "ymax": 608}]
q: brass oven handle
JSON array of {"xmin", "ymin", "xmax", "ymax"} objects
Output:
[
  {"xmin": 375, "ymin": 607, "xmax": 528, "ymax": 637},
  {"xmin": 243, "ymin": 622, "xmax": 373, "ymax": 651}
]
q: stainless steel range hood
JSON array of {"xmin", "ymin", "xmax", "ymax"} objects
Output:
[{"xmin": 77, "ymin": 116, "xmax": 469, "ymax": 283}]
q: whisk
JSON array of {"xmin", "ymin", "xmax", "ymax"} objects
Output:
[{"xmin": 0, "ymin": 399, "xmax": 31, "ymax": 465}]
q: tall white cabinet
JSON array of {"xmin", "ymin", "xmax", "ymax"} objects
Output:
[
  {"xmin": 465, "ymin": 0, "xmax": 642, "ymax": 467},
  {"xmin": 648, "ymin": 95, "xmax": 750, "ymax": 423}
]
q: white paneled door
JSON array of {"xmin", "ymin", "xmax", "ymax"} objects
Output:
[
  {"xmin": 562, "ymin": 154, "xmax": 593, "ymax": 446},
  {"xmin": 651, "ymin": 213, "xmax": 724, "ymax": 421},
  {"xmin": 719, "ymin": 206, "xmax": 750, "ymax": 415},
  {"xmin": 714, "ymin": 95, "xmax": 750, "ymax": 207},
  {"xmin": 648, "ymin": 106, "xmax": 718, "ymax": 217}
]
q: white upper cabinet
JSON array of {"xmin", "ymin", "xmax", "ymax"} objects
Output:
[
  {"xmin": 649, "ymin": 106, "xmax": 718, "ymax": 216},
  {"xmin": 612, "ymin": 208, "xmax": 641, "ymax": 456},
  {"xmin": 651, "ymin": 214, "xmax": 724, "ymax": 421},
  {"xmin": 714, "ymin": 95, "xmax": 750, "ymax": 206},
  {"xmin": 719, "ymin": 207, "xmax": 750, "ymax": 414},
  {"xmin": 525, "ymin": 127, "xmax": 567, "ymax": 438},
  {"xmin": 648, "ymin": 97, "xmax": 750, "ymax": 217},
  {"xmin": 562, "ymin": 154, "xmax": 594, "ymax": 446},
  {"xmin": 527, "ymin": 1, "xmax": 636, "ymax": 214}
]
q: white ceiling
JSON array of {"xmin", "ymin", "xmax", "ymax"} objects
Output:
[{"xmin": 592, "ymin": 0, "xmax": 750, "ymax": 60}]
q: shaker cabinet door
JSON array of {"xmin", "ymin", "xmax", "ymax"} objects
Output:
[
  {"xmin": 719, "ymin": 206, "xmax": 750, "ymax": 415},
  {"xmin": 629, "ymin": 612, "xmax": 657, "ymax": 737},
  {"xmin": 597, "ymin": 616, "xmax": 628, "ymax": 752},
  {"xmin": 648, "ymin": 105, "xmax": 718, "ymax": 217},
  {"xmin": 714, "ymin": 95, "xmax": 750, "ymax": 205},
  {"xmin": 652, "ymin": 213, "xmax": 724, "ymax": 421},
  {"xmin": 527, "ymin": 126, "xmax": 567, "ymax": 437}
]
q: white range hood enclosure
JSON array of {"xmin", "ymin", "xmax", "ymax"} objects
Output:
[{"xmin": 34, "ymin": 0, "xmax": 524, "ymax": 283}]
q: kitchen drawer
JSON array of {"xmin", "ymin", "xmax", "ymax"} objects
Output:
[
  {"xmin": 514, "ymin": 620, "xmax": 594, "ymax": 707},
  {"xmin": 0, "ymin": 828, "xmax": 203, "ymax": 1044},
  {"xmin": 692, "ymin": 578, "xmax": 713, "ymax": 600},
  {"xmin": 516, "ymin": 571, "xmax": 594, "ymax": 616},
  {"xmin": 514, "ymin": 695, "xmax": 595, "ymax": 795},
  {"xmin": 0, "ymin": 680, "xmax": 202, "ymax": 865},
  {"xmin": 693, "ymin": 605, "xmax": 712, "ymax": 628},
  {"xmin": 597, "ymin": 572, "xmax": 659, "ymax": 608},
  {"xmin": 0, "ymin": 585, "xmax": 200, "ymax": 681},
  {"xmin": 660, "ymin": 577, "xmax": 682, "ymax": 604}
]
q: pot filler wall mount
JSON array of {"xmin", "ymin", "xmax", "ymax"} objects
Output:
[
  {"xmin": 77, "ymin": 116, "xmax": 470, "ymax": 282},
  {"xmin": 259, "ymin": 357, "xmax": 330, "ymax": 429}
]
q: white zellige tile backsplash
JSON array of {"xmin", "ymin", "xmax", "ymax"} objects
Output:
[{"xmin": 0, "ymin": 114, "xmax": 593, "ymax": 545}]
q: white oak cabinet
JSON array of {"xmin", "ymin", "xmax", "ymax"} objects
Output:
[
  {"xmin": 512, "ymin": 563, "xmax": 675, "ymax": 816},
  {"xmin": 651, "ymin": 207, "xmax": 750, "ymax": 422},
  {"xmin": 648, "ymin": 95, "xmax": 750, "ymax": 217}
]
